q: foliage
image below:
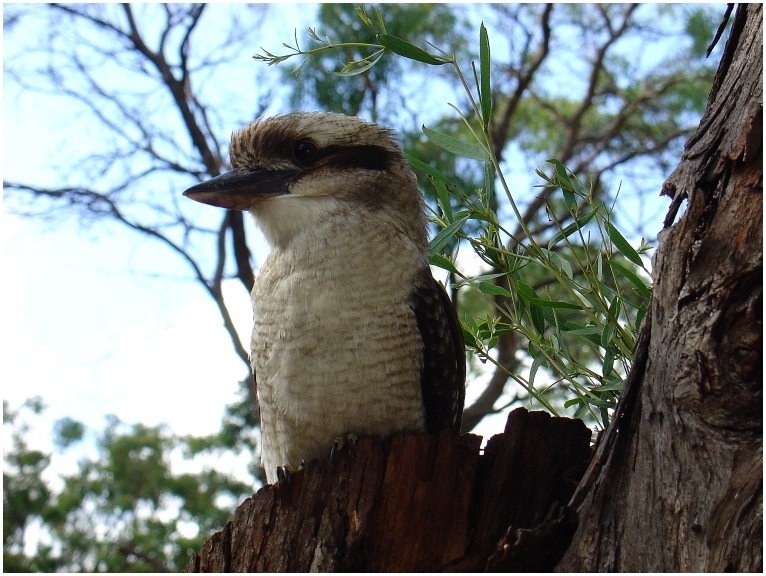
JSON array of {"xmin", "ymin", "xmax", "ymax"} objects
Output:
[
  {"xmin": 3, "ymin": 394, "xmax": 257, "ymax": 572},
  {"xmin": 259, "ymin": 4, "xmax": 468, "ymax": 121}
]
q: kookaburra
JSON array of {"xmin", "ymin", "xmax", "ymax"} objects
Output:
[{"xmin": 183, "ymin": 112, "xmax": 465, "ymax": 484}]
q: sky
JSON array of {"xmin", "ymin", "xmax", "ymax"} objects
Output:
[
  {"xmin": 1, "ymin": 4, "xmax": 309, "ymax": 474},
  {"xmin": 2, "ymin": 3, "xmax": 719, "ymax": 490}
]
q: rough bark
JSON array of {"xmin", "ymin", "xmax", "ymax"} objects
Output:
[
  {"xmin": 557, "ymin": 4, "xmax": 762, "ymax": 571},
  {"xmin": 182, "ymin": 409, "xmax": 591, "ymax": 572},
  {"xmin": 183, "ymin": 5, "xmax": 761, "ymax": 572}
]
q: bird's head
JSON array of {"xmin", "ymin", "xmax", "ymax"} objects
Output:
[{"xmin": 184, "ymin": 112, "xmax": 427, "ymax": 249}]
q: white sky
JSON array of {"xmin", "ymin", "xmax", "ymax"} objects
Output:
[{"xmin": 1, "ymin": 5, "xmax": 302, "ymax": 468}]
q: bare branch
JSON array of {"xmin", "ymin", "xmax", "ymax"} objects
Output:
[
  {"xmin": 491, "ymin": 3, "xmax": 553, "ymax": 161},
  {"xmin": 4, "ymin": 180, "xmax": 252, "ymax": 373}
]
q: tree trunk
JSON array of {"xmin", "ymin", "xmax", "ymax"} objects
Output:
[
  {"xmin": 183, "ymin": 5, "xmax": 762, "ymax": 571},
  {"xmin": 557, "ymin": 4, "xmax": 762, "ymax": 571}
]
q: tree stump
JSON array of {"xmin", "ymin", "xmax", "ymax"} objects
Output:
[{"xmin": 182, "ymin": 408, "xmax": 591, "ymax": 572}]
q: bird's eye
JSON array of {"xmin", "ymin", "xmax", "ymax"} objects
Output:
[{"xmin": 291, "ymin": 140, "xmax": 319, "ymax": 163}]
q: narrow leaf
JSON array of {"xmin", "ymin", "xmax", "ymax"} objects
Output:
[
  {"xmin": 377, "ymin": 34, "xmax": 448, "ymax": 65},
  {"xmin": 635, "ymin": 302, "xmax": 648, "ymax": 330},
  {"xmin": 608, "ymin": 258, "xmax": 652, "ymax": 299},
  {"xmin": 356, "ymin": 6, "xmax": 374, "ymax": 29},
  {"xmin": 337, "ymin": 51, "xmax": 384, "ymax": 77},
  {"xmin": 606, "ymin": 221, "xmax": 643, "ymax": 266},
  {"xmin": 594, "ymin": 379, "xmax": 625, "ymax": 392},
  {"xmin": 434, "ymin": 182, "xmax": 453, "ymax": 222},
  {"xmin": 428, "ymin": 253, "xmax": 459, "ymax": 275},
  {"xmin": 515, "ymin": 281, "xmax": 538, "ymax": 302},
  {"xmin": 483, "ymin": 160, "xmax": 495, "ymax": 204},
  {"xmin": 563, "ymin": 325, "xmax": 602, "ymax": 336},
  {"xmin": 529, "ymin": 353, "xmax": 546, "ymax": 387},
  {"xmin": 547, "ymin": 159, "xmax": 577, "ymax": 210},
  {"xmin": 516, "ymin": 282, "xmax": 546, "ymax": 333},
  {"xmin": 601, "ymin": 296, "xmax": 620, "ymax": 348},
  {"xmin": 478, "ymin": 281, "xmax": 513, "ymax": 298},
  {"xmin": 548, "ymin": 208, "xmax": 598, "ymax": 247},
  {"xmin": 479, "ymin": 22, "xmax": 491, "ymax": 128},
  {"xmin": 374, "ymin": 9, "xmax": 387, "ymax": 35},
  {"xmin": 408, "ymin": 155, "xmax": 457, "ymax": 221},
  {"xmin": 515, "ymin": 281, "xmax": 581, "ymax": 310},
  {"xmin": 429, "ymin": 215, "xmax": 469, "ymax": 255},
  {"xmin": 468, "ymin": 272, "xmax": 506, "ymax": 282},
  {"xmin": 422, "ymin": 125, "xmax": 490, "ymax": 160},
  {"xmin": 408, "ymin": 155, "xmax": 459, "ymax": 194},
  {"xmin": 540, "ymin": 248, "xmax": 573, "ymax": 279},
  {"xmin": 530, "ymin": 302, "xmax": 545, "ymax": 334},
  {"xmin": 602, "ymin": 346, "xmax": 616, "ymax": 376}
]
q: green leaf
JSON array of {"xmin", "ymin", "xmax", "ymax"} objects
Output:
[
  {"xmin": 408, "ymin": 155, "xmax": 450, "ymax": 185},
  {"xmin": 594, "ymin": 379, "xmax": 624, "ymax": 392},
  {"xmin": 547, "ymin": 208, "xmax": 598, "ymax": 247},
  {"xmin": 602, "ymin": 346, "xmax": 616, "ymax": 376},
  {"xmin": 479, "ymin": 22, "xmax": 491, "ymax": 128},
  {"xmin": 408, "ymin": 155, "xmax": 459, "ymax": 221},
  {"xmin": 461, "ymin": 326, "xmax": 479, "ymax": 351},
  {"xmin": 564, "ymin": 397, "xmax": 581, "ymax": 409},
  {"xmin": 530, "ymin": 302, "xmax": 545, "ymax": 334},
  {"xmin": 608, "ymin": 258, "xmax": 652, "ymax": 299},
  {"xmin": 515, "ymin": 281, "xmax": 537, "ymax": 301},
  {"xmin": 377, "ymin": 34, "xmax": 449, "ymax": 65},
  {"xmin": 355, "ymin": 5, "xmax": 374, "ymax": 30},
  {"xmin": 577, "ymin": 291, "xmax": 607, "ymax": 316},
  {"xmin": 337, "ymin": 51, "xmax": 384, "ymax": 76},
  {"xmin": 515, "ymin": 282, "xmax": 546, "ymax": 333},
  {"xmin": 483, "ymin": 159, "xmax": 495, "ymax": 204},
  {"xmin": 601, "ymin": 296, "xmax": 620, "ymax": 347},
  {"xmin": 565, "ymin": 397, "xmax": 589, "ymax": 420},
  {"xmin": 529, "ymin": 353, "xmax": 546, "ymax": 387},
  {"xmin": 468, "ymin": 272, "xmax": 507, "ymax": 283},
  {"xmin": 477, "ymin": 281, "xmax": 513, "ymax": 298},
  {"xmin": 563, "ymin": 325, "xmax": 602, "ymax": 336},
  {"xmin": 428, "ymin": 253, "xmax": 459, "ymax": 275},
  {"xmin": 540, "ymin": 248, "xmax": 573, "ymax": 279},
  {"xmin": 409, "ymin": 155, "xmax": 466, "ymax": 204},
  {"xmin": 374, "ymin": 9, "xmax": 387, "ymax": 35},
  {"xmin": 422, "ymin": 125, "xmax": 490, "ymax": 160},
  {"xmin": 606, "ymin": 220, "xmax": 643, "ymax": 266},
  {"xmin": 429, "ymin": 214, "xmax": 469, "ymax": 255},
  {"xmin": 547, "ymin": 159, "xmax": 578, "ymax": 211},
  {"xmin": 515, "ymin": 281, "xmax": 581, "ymax": 310},
  {"xmin": 635, "ymin": 302, "xmax": 648, "ymax": 330}
]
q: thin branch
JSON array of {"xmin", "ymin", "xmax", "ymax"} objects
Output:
[
  {"xmin": 4, "ymin": 181, "xmax": 252, "ymax": 373},
  {"xmin": 491, "ymin": 3, "xmax": 553, "ymax": 161}
]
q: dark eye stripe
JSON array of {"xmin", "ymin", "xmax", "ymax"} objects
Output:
[{"xmin": 322, "ymin": 145, "xmax": 394, "ymax": 171}]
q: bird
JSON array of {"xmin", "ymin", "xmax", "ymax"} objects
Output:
[{"xmin": 183, "ymin": 112, "xmax": 465, "ymax": 484}]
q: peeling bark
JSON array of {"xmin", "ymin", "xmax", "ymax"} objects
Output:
[
  {"xmin": 557, "ymin": 4, "xmax": 762, "ymax": 571},
  {"xmin": 183, "ymin": 409, "xmax": 591, "ymax": 572}
]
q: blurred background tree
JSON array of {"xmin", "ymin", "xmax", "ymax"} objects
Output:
[{"xmin": 3, "ymin": 3, "xmax": 726, "ymax": 571}]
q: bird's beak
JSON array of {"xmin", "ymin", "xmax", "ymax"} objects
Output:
[{"xmin": 183, "ymin": 168, "xmax": 300, "ymax": 210}]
